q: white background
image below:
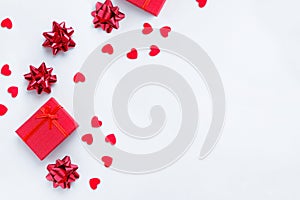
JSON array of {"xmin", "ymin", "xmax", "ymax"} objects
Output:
[{"xmin": 1, "ymin": 0, "xmax": 300, "ymax": 199}]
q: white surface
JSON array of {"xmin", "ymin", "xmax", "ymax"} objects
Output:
[{"xmin": 1, "ymin": 0, "xmax": 300, "ymax": 199}]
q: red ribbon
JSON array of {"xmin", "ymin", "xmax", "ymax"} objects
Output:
[
  {"xmin": 142, "ymin": 0, "xmax": 151, "ymax": 9},
  {"xmin": 23, "ymin": 105, "xmax": 67, "ymax": 142}
]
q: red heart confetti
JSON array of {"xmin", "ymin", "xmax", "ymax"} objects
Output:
[
  {"xmin": 89, "ymin": 178, "xmax": 101, "ymax": 190},
  {"xmin": 1, "ymin": 18, "xmax": 13, "ymax": 29},
  {"xmin": 127, "ymin": 48, "xmax": 138, "ymax": 59},
  {"xmin": 105, "ymin": 134, "xmax": 116, "ymax": 145},
  {"xmin": 197, "ymin": 0, "xmax": 207, "ymax": 8},
  {"xmin": 1, "ymin": 64, "xmax": 11, "ymax": 76},
  {"xmin": 101, "ymin": 156, "xmax": 113, "ymax": 168},
  {"xmin": 81, "ymin": 134, "xmax": 93, "ymax": 145},
  {"xmin": 7, "ymin": 86, "xmax": 18, "ymax": 98},
  {"xmin": 102, "ymin": 44, "xmax": 114, "ymax": 55},
  {"xmin": 149, "ymin": 45, "xmax": 160, "ymax": 57},
  {"xmin": 0, "ymin": 104, "xmax": 8, "ymax": 116},
  {"xmin": 73, "ymin": 72, "xmax": 85, "ymax": 83},
  {"xmin": 160, "ymin": 26, "xmax": 171, "ymax": 38},
  {"xmin": 142, "ymin": 23, "xmax": 153, "ymax": 35},
  {"xmin": 91, "ymin": 116, "xmax": 102, "ymax": 128}
]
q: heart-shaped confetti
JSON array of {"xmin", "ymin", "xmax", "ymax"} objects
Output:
[
  {"xmin": 89, "ymin": 178, "xmax": 101, "ymax": 190},
  {"xmin": 142, "ymin": 23, "xmax": 153, "ymax": 35},
  {"xmin": 102, "ymin": 44, "xmax": 114, "ymax": 55},
  {"xmin": 105, "ymin": 134, "xmax": 116, "ymax": 145},
  {"xmin": 7, "ymin": 86, "xmax": 18, "ymax": 98},
  {"xmin": 1, "ymin": 64, "xmax": 11, "ymax": 76},
  {"xmin": 160, "ymin": 26, "xmax": 171, "ymax": 38},
  {"xmin": 127, "ymin": 48, "xmax": 138, "ymax": 59},
  {"xmin": 149, "ymin": 45, "xmax": 160, "ymax": 57},
  {"xmin": 91, "ymin": 116, "xmax": 102, "ymax": 128},
  {"xmin": 81, "ymin": 134, "xmax": 93, "ymax": 145},
  {"xmin": 1, "ymin": 18, "xmax": 13, "ymax": 29},
  {"xmin": 197, "ymin": 0, "xmax": 207, "ymax": 8},
  {"xmin": 73, "ymin": 72, "xmax": 85, "ymax": 83},
  {"xmin": 101, "ymin": 156, "xmax": 113, "ymax": 168},
  {"xmin": 0, "ymin": 104, "xmax": 8, "ymax": 116}
]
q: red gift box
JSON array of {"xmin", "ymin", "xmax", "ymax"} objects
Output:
[
  {"xmin": 16, "ymin": 98, "xmax": 78, "ymax": 160},
  {"xmin": 127, "ymin": 0, "xmax": 166, "ymax": 16}
]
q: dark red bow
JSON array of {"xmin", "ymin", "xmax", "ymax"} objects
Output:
[
  {"xmin": 24, "ymin": 62, "xmax": 57, "ymax": 94},
  {"xmin": 43, "ymin": 21, "xmax": 76, "ymax": 55},
  {"xmin": 91, "ymin": 0, "xmax": 125, "ymax": 33},
  {"xmin": 46, "ymin": 156, "xmax": 80, "ymax": 189}
]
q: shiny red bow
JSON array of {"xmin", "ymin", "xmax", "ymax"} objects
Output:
[
  {"xmin": 24, "ymin": 62, "xmax": 57, "ymax": 94},
  {"xmin": 91, "ymin": 0, "xmax": 125, "ymax": 33},
  {"xmin": 43, "ymin": 21, "xmax": 76, "ymax": 55},
  {"xmin": 46, "ymin": 156, "xmax": 79, "ymax": 189}
]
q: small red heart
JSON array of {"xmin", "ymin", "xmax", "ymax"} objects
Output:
[
  {"xmin": 149, "ymin": 45, "xmax": 160, "ymax": 57},
  {"xmin": 1, "ymin": 64, "xmax": 11, "ymax": 76},
  {"xmin": 142, "ymin": 23, "xmax": 153, "ymax": 35},
  {"xmin": 0, "ymin": 104, "xmax": 8, "ymax": 116},
  {"xmin": 101, "ymin": 156, "xmax": 113, "ymax": 168},
  {"xmin": 89, "ymin": 178, "xmax": 101, "ymax": 190},
  {"xmin": 197, "ymin": 0, "xmax": 207, "ymax": 8},
  {"xmin": 160, "ymin": 26, "xmax": 171, "ymax": 38},
  {"xmin": 73, "ymin": 72, "xmax": 85, "ymax": 83},
  {"xmin": 91, "ymin": 116, "xmax": 102, "ymax": 128},
  {"xmin": 127, "ymin": 48, "xmax": 138, "ymax": 59},
  {"xmin": 105, "ymin": 134, "xmax": 116, "ymax": 145},
  {"xmin": 7, "ymin": 86, "xmax": 18, "ymax": 98},
  {"xmin": 81, "ymin": 134, "xmax": 93, "ymax": 145},
  {"xmin": 1, "ymin": 18, "xmax": 13, "ymax": 29},
  {"xmin": 102, "ymin": 44, "xmax": 114, "ymax": 55}
]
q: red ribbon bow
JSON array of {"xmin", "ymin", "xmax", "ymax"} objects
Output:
[
  {"xmin": 24, "ymin": 62, "xmax": 57, "ymax": 94},
  {"xmin": 46, "ymin": 156, "xmax": 80, "ymax": 189},
  {"xmin": 91, "ymin": 0, "xmax": 125, "ymax": 33},
  {"xmin": 36, "ymin": 106, "xmax": 60, "ymax": 130},
  {"xmin": 23, "ymin": 105, "xmax": 67, "ymax": 142},
  {"xmin": 43, "ymin": 21, "xmax": 76, "ymax": 55}
]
